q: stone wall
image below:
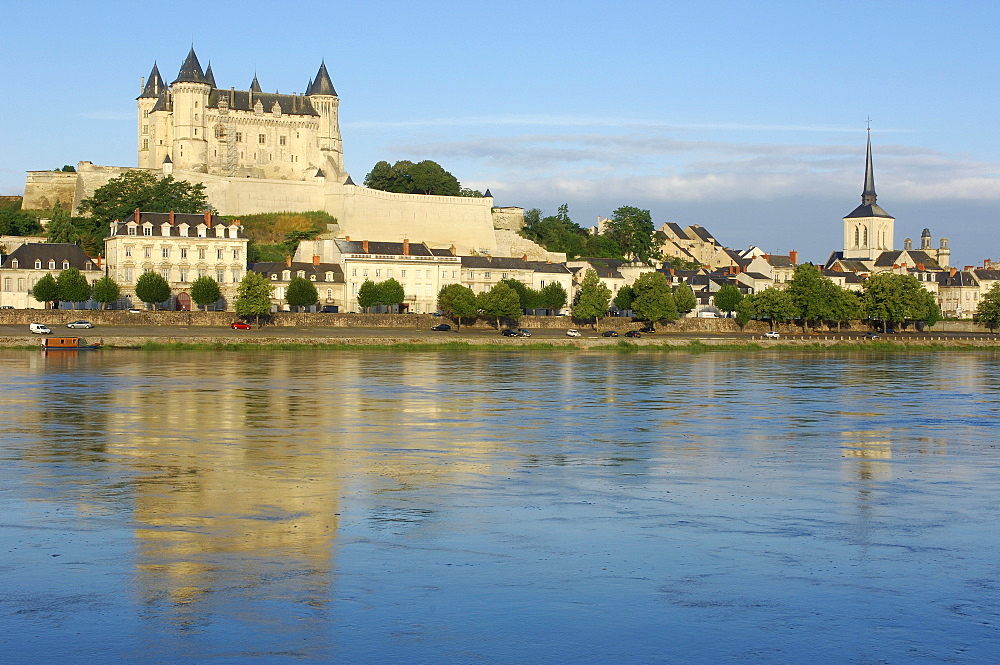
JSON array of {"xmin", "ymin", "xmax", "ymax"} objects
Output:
[{"xmin": 22, "ymin": 171, "xmax": 79, "ymax": 210}]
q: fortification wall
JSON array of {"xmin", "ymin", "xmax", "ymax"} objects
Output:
[{"xmin": 22, "ymin": 171, "xmax": 79, "ymax": 210}]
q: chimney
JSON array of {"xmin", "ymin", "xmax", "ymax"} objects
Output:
[
  {"xmin": 965, "ymin": 265, "xmax": 974, "ymax": 272},
  {"xmin": 362, "ymin": 240, "xmax": 369, "ymax": 253},
  {"xmin": 669, "ymin": 268, "xmax": 675, "ymax": 275},
  {"xmin": 345, "ymin": 235, "xmax": 350, "ymax": 242},
  {"xmin": 950, "ymin": 267, "xmax": 957, "ymax": 277},
  {"xmin": 403, "ymin": 238, "xmax": 410, "ymax": 256},
  {"xmin": 135, "ymin": 208, "xmax": 141, "ymax": 223},
  {"xmin": 313, "ymin": 255, "xmax": 320, "ymax": 266},
  {"xmin": 449, "ymin": 244, "xmax": 456, "ymax": 256},
  {"xmin": 97, "ymin": 254, "xmax": 102, "ymax": 269},
  {"xmin": 286, "ymin": 255, "xmax": 292, "ymax": 267},
  {"xmin": 789, "ymin": 250, "xmax": 798, "ymax": 265},
  {"xmin": 917, "ymin": 263, "xmax": 925, "ymax": 271},
  {"xmin": 169, "ymin": 211, "xmax": 175, "ymax": 225},
  {"xmin": 204, "ymin": 211, "xmax": 212, "ymax": 227},
  {"xmin": 522, "ymin": 254, "xmax": 528, "ymax": 261},
  {"xmin": 763, "ymin": 253, "xmax": 770, "ymax": 261},
  {"xmin": 233, "ymin": 219, "xmax": 241, "ymax": 226}
]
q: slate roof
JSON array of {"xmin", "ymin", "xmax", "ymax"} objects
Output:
[
  {"xmin": 305, "ymin": 62, "xmax": 337, "ymax": 96},
  {"xmin": 660, "ymin": 222, "xmax": 687, "ymax": 239},
  {"xmin": 336, "ymin": 239, "xmax": 434, "ymax": 257},
  {"xmin": 973, "ymin": 269, "xmax": 1000, "ymax": 281},
  {"xmin": 687, "ymin": 225, "xmax": 715, "ymax": 243},
  {"xmin": 873, "ymin": 250, "xmax": 941, "ymax": 270},
  {"xmin": 139, "ymin": 63, "xmax": 166, "ymax": 99},
  {"xmin": 209, "ymin": 88, "xmax": 319, "ymax": 116},
  {"xmin": 1, "ymin": 243, "xmax": 97, "ymax": 270},
  {"xmin": 937, "ymin": 271, "xmax": 976, "ymax": 287},
  {"xmin": 250, "ymin": 261, "xmax": 344, "ymax": 283},
  {"xmin": 108, "ymin": 212, "xmax": 246, "ymax": 238},
  {"xmin": 526, "ymin": 261, "xmax": 573, "ymax": 275},
  {"xmin": 462, "ymin": 256, "xmax": 531, "ymax": 270},
  {"xmin": 173, "ymin": 48, "xmax": 210, "ymax": 85},
  {"xmin": 766, "ymin": 254, "xmax": 796, "ymax": 268},
  {"xmin": 844, "ymin": 203, "xmax": 894, "ymax": 219}
]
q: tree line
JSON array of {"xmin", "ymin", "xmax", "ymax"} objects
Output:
[{"xmin": 436, "ymin": 280, "xmax": 569, "ymax": 329}]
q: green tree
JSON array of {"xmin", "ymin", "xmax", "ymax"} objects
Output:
[
  {"xmin": 477, "ymin": 282, "xmax": 523, "ymax": 329},
  {"xmin": 604, "ymin": 206, "xmax": 660, "ymax": 264},
  {"xmin": 285, "ymin": 276, "xmax": 319, "ymax": 311},
  {"xmin": 378, "ymin": 278, "xmax": 406, "ymax": 312},
  {"xmin": 572, "ymin": 269, "xmax": 612, "ymax": 331},
  {"xmin": 734, "ymin": 295, "xmax": 756, "ymax": 327},
  {"xmin": 437, "ymin": 283, "xmax": 479, "ymax": 329},
  {"xmin": 31, "ymin": 273, "xmax": 59, "ymax": 309},
  {"xmin": 538, "ymin": 282, "xmax": 568, "ymax": 314},
  {"xmin": 631, "ymin": 271, "xmax": 677, "ymax": 329},
  {"xmin": 862, "ymin": 273, "xmax": 939, "ymax": 329},
  {"xmin": 56, "ymin": 268, "xmax": 92, "ymax": 308},
  {"xmin": 975, "ymin": 283, "xmax": 1000, "ymax": 330},
  {"xmin": 46, "ymin": 203, "xmax": 78, "ymax": 244},
  {"xmin": 78, "ymin": 171, "xmax": 208, "ymax": 225},
  {"xmin": 786, "ymin": 263, "xmax": 836, "ymax": 330},
  {"xmin": 190, "ymin": 275, "xmax": 223, "ymax": 311},
  {"xmin": 500, "ymin": 278, "xmax": 538, "ymax": 312},
  {"xmin": 91, "ymin": 275, "xmax": 121, "ymax": 310},
  {"xmin": 363, "ymin": 160, "xmax": 462, "ymax": 196},
  {"xmin": 714, "ymin": 283, "xmax": 743, "ymax": 317},
  {"xmin": 830, "ymin": 287, "xmax": 863, "ymax": 330},
  {"xmin": 134, "ymin": 271, "xmax": 171, "ymax": 309},
  {"xmin": 613, "ymin": 284, "xmax": 635, "ymax": 313},
  {"xmin": 674, "ymin": 281, "xmax": 697, "ymax": 316},
  {"xmin": 356, "ymin": 279, "xmax": 379, "ymax": 313},
  {"xmin": 751, "ymin": 287, "xmax": 797, "ymax": 330},
  {"xmin": 234, "ymin": 271, "xmax": 273, "ymax": 322}
]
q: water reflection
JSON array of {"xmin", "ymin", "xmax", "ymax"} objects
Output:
[{"xmin": 2, "ymin": 349, "xmax": 999, "ymax": 664}]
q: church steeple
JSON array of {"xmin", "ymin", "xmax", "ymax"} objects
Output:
[
  {"xmin": 139, "ymin": 63, "xmax": 165, "ymax": 98},
  {"xmin": 306, "ymin": 61, "xmax": 337, "ymax": 96},
  {"xmin": 173, "ymin": 47, "xmax": 209, "ymax": 84},
  {"xmin": 861, "ymin": 128, "xmax": 877, "ymax": 206}
]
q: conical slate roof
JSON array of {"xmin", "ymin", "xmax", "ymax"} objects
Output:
[
  {"xmin": 306, "ymin": 61, "xmax": 337, "ymax": 96},
  {"xmin": 173, "ymin": 47, "xmax": 209, "ymax": 84},
  {"xmin": 484, "ymin": 188, "xmax": 493, "ymax": 198},
  {"xmin": 250, "ymin": 74, "xmax": 262, "ymax": 92},
  {"xmin": 205, "ymin": 62, "xmax": 217, "ymax": 88},
  {"xmin": 139, "ymin": 63, "xmax": 165, "ymax": 98}
]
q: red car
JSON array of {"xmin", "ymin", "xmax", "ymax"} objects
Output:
[{"xmin": 231, "ymin": 322, "xmax": 252, "ymax": 330}]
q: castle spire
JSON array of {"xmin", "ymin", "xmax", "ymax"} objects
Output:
[
  {"xmin": 139, "ymin": 62, "xmax": 165, "ymax": 98},
  {"xmin": 306, "ymin": 61, "xmax": 337, "ymax": 96},
  {"xmin": 862, "ymin": 127, "xmax": 876, "ymax": 206},
  {"xmin": 250, "ymin": 74, "xmax": 262, "ymax": 93},
  {"xmin": 174, "ymin": 47, "xmax": 209, "ymax": 84},
  {"xmin": 204, "ymin": 62, "xmax": 217, "ymax": 88}
]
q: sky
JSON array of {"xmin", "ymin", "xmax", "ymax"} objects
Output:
[{"xmin": 2, "ymin": 0, "xmax": 998, "ymax": 267}]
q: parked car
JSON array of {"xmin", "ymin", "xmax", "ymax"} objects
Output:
[
  {"xmin": 431, "ymin": 323, "xmax": 452, "ymax": 331},
  {"xmin": 765, "ymin": 331, "xmax": 780, "ymax": 339},
  {"xmin": 601, "ymin": 330, "xmax": 619, "ymax": 337},
  {"xmin": 29, "ymin": 323, "xmax": 52, "ymax": 334},
  {"xmin": 320, "ymin": 305, "xmax": 338, "ymax": 313},
  {"xmin": 501, "ymin": 329, "xmax": 520, "ymax": 337},
  {"xmin": 0, "ymin": 305, "xmax": 13, "ymax": 309},
  {"xmin": 639, "ymin": 325, "xmax": 656, "ymax": 333},
  {"xmin": 128, "ymin": 308, "xmax": 142, "ymax": 314},
  {"xmin": 517, "ymin": 328, "xmax": 532, "ymax": 337},
  {"xmin": 865, "ymin": 332, "xmax": 880, "ymax": 339},
  {"xmin": 66, "ymin": 320, "xmax": 94, "ymax": 329},
  {"xmin": 231, "ymin": 322, "xmax": 252, "ymax": 330},
  {"xmin": 624, "ymin": 330, "xmax": 641, "ymax": 338},
  {"xmin": 566, "ymin": 329, "xmax": 581, "ymax": 337}
]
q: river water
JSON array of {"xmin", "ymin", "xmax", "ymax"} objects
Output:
[{"xmin": 1, "ymin": 349, "xmax": 998, "ymax": 664}]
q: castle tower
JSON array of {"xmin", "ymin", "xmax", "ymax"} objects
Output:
[
  {"xmin": 842, "ymin": 129, "xmax": 894, "ymax": 260},
  {"xmin": 170, "ymin": 48, "xmax": 211, "ymax": 172},
  {"xmin": 306, "ymin": 62, "xmax": 344, "ymax": 179},
  {"xmin": 137, "ymin": 63, "xmax": 165, "ymax": 169}
]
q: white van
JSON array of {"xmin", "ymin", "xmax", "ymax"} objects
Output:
[{"xmin": 29, "ymin": 323, "xmax": 52, "ymax": 334}]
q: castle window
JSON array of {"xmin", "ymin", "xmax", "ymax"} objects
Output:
[
  {"xmin": 195, "ymin": 102, "xmax": 198, "ymax": 108},
  {"xmin": 235, "ymin": 132, "xmax": 242, "ymax": 143},
  {"xmin": 142, "ymin": 125, "xmax": 148, "ymax": 134},
  {"xmin": 194, "ymin": 128, "xmax": 198, "ymax": 136},
  {"xmin": 259, "ymin": 134, "xmax": 266, "ymax": 144},
  {"xmin": 215, "ymin": 125, "xmax": 225, "ymax": 139},
  {"xmin": 142, "ymin": 139, "xmax": 149, "ymax": 150},
  {"xmin": 143, "ymin": 110, "xmax": 149, "ymax": 118},
  {"xmin": 279, "ymin": 136, "xmax": 286, "ymax": 146}
]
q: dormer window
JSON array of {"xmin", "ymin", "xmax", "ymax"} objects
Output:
[
  {"xmin": 254, "ymin": 100, "xmax": 264, "ymax": 115},
  {"xmin": 48, "ymin": 260, "xmax": 56, "ymax": 270},
  {"xmin": 297, "ymin": 270, "xmax": 305, "ymax": 279},
  {"xmin": 34, "ymin": 260, "xmax": 40, "ymax": 269},
  {"xmin": 282, "ymin": 270, "xmax": 291, "ymax": 280},
  {"xmin": 325, "ymin": 272, "xmax": 333, "ymax": 281},
  {"xmin": 143, "ymin": 226, "xmax": 152, "ymax": 236},
  {"xmin": 309, "ymin": 275, "xmax": 316, "ymax": 281},
  {"xmin": 270, "ymin": 274, "xmax": 277, "ymax": 280},
  {"xmin": 62, "ymin": 260, "xmax": 70, "ymax": 269},
  {"xmin": 198, "ymin": 226, "xmax": 206, "ymax": 238},
  {"xmin": 271, "ymin": 101, "xmax": 281, "ymax": 117},
  {"xmin": 127, "ymin": 226, "xmax": 137, "ymax": 236},
  {"xmin": 179, "ymin": 224, "xmax": 189, "ymax": 237}
]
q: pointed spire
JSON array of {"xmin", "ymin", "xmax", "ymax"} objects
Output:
[
  {"xmin": 173, "ymin": 47, "xmax": 209, "ymax": 84},
  {"xmin": 140, "ymin": 62, "xmax": 165, "ymax": 98},
  {"xmin": 484, "ymin": 188, "xmax": 493, "ymax": 198},
  {"xmin": 862, "ymin": 127, "xmax": 876, "ymax": 206},
  {"xmin": 344, "ymin": 175, "xmax": 355, "ymax": 185},
  {"xmin": 204, "ymin": 62, "xmax": 217, "ymax": 88},
  {"xmin": 250, "ymin": 74, "xmax": 262, "ymax": 93},
  {"xmin": 306, "ymin": 61, "xmax": 337, "ymax": 96}
]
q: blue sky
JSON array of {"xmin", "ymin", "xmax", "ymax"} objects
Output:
[{"xmin": 2, "ymin": 0, "xmax": 998, "ymax": 266}]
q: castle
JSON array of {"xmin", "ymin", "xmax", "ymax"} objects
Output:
[{"xmin": 23, "ymin": 49, "xmax": 525, "ymax": 257}]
